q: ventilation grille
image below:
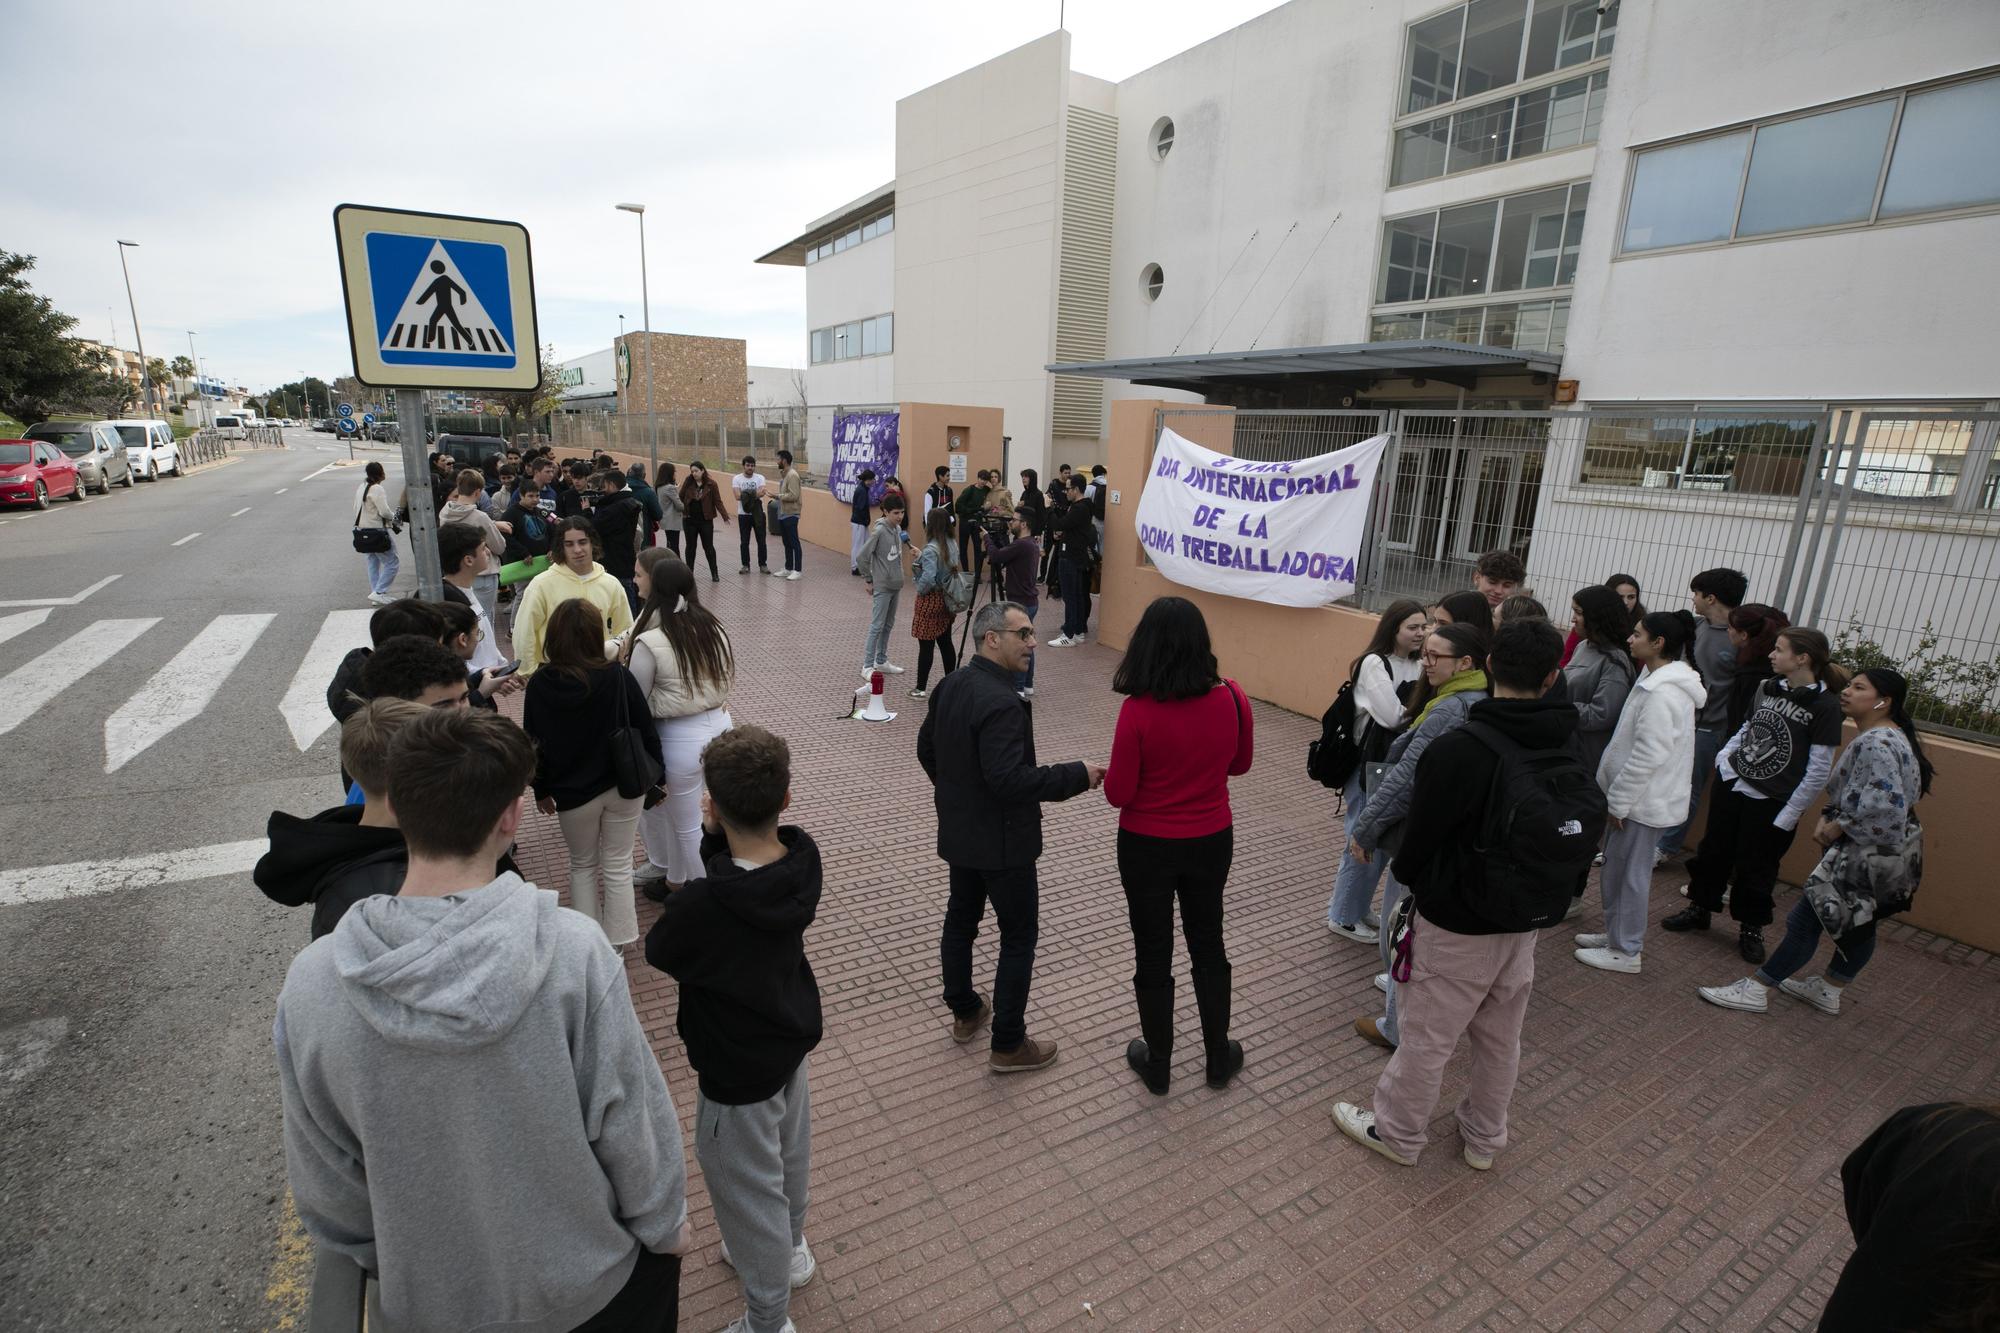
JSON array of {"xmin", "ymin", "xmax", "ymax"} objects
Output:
[{"xmin": 1054, "ymin": 105, "xmax": 1116, "ymax": 439}]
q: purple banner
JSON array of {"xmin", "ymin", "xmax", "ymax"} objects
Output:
[{"xmin": 827, "ymin": 412, "xmax": 900, "ymax": 505}]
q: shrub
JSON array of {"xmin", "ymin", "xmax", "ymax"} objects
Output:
[{"xmin": 1833, "ymin": 618, "xmax": 2000, "ymax": 741}]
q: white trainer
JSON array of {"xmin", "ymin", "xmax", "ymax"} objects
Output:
[
  {"xmin": 1779, "ymin": 975, "xmax": 1842, "ymax": 1016},
  {"xmin": 1361, "ymin": 910, "xmax": 1381, "ymax": 930},
  {"xmin": 1575, "ymin": 947, "xmax": 1642, "ymax": 974},
  {"xmin": 876, "ymin": 661, "xmax": 905, "ymax": 674},
  {"xmin": 718, "ymin": 1317, "xmax": 796, "ymax": 1333},
  {"xmin": 1332, "ymin": 1102, "xmax": 1415, "ymax": 1166},
  {"xmin": 1373, "ymin": 972, "xmax": 1390, "ymax": 994},
  {"xmin": 786, "ymin": 570, "xmax": 802, "ymax": 580},
  {"xmin": 718, "ymin": 1236, "xmax": 817, "ymax": 1290},
  {"xmin": 1326, "ymin": 920, "xmax": 1380, "ymax": 945},
  {"xmin": 1462, "ymin": 1143, "xmax": 1494, "ymax": 1171},
  {"xmin": 1046, "ymin": 635, "xmax": 1072, "ymax": 647},
  {"xmin": 1697, "ymin": 977, "xmax": 1769, "ymax": 1013},
  {"xmin": 1574, "ymin": 933, "xmax": 1610, "ymax": 949}
]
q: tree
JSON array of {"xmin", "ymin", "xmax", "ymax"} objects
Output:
[
  {"xmin": 494, "ymin": 345, "xmax": 565, "ymax": 442},
  {"xmin": 144, "ymin": 358, "xmax": 169, "ymax": 406},
  {"xmin": 71, "ymin": 344, "xmax": 136, "ymax": 418},
  {"xmin": 0, "ymin": 249, "xmax": 96, "ymax": 424},
  {"xmin": 169, "ymin": 355, "xmax": 195, "ymax": 405}
]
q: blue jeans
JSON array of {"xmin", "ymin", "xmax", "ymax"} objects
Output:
[
  {"xmin": 364, "ymin": 548, "xmax": 399, "ymax": 596},
  {"xmin": 864, "ymin": 587, "xmax": 899, "ymax": 668},
  {"xmin": 1059, "ymin": 555, "xmax": 1089, "ymax": 638},
  {"xmin": 1756, "ymin": 895, "xmax": 1878, "ymax": 987},
  {"xmin": 1658, "ymin": 727, "xmax": 1725, "ymax": 855},
  {"xmin": 777, "ymin": 514, "xmax": 802, "ymax": 572},
  {"xmin": 1015, "ymin": 602, "xmax": 1037, "ymax": 689},
  {"xmin": 941, "ymin": 863, "xmax": 1039, "ymax": 1052},
  {"xmin": 1327, "ymin": 772, "xmax": 1386, "ymax": 928}
]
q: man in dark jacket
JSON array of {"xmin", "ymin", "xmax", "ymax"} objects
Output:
[
  {"xmin": 1050, "ymin": 474, "xmax": 1097, "ymax": 646},
  {"xmin": 1334, "ymin": 618, "xmax": 1583, "ymax": 1170},
  {"xmin": 646, "ymin": 725, "xmax": 820, "ymax": 1332},
  {"xmin": 589, "ymin": 468, "xmax": 644, "ymax": 612},
  {"xmin": 953, "ymin": 471, "xmax": 991, "ymax": 575},
  {"xmin": 985, "ymin": 508, "xmax": 1042, "ymax": 695},
  {"xmin": 625, "ymin": 463, "xmax": 663, "ymax": 548},
  {"xmin": 917, "ymin": 601, "xmax": 1103, "ymax": 1073}
]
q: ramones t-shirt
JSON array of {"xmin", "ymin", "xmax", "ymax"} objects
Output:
[{"xmin": 1731, "ymin": 678, "xmax": 1842, "ymax": 801}]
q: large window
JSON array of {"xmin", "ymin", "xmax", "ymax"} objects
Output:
[
  {"xmin": 807, "ymin": 313, "xmax": 893, "ymax": 365},
  {"xmin": 1578, "ymin": 412, "xmax": 1822, "ymax": 496},
  {"xmin": 1620, "ymin": 69, "xmax": 2000, "ymax": 254},
  {"xmin": 1392, "ymin": 69, "xmax": 1606, "ymax": 185},
  {"xmin": 1373, "ymin": 181, "xmax": 1585, "ymax": 352},
  {"xmin": 801, "ymin": 210, "xmax": 893, "ymax": 265},
  {"xmin": 1402, "ymin": 0, "xmax": 1616, "ymax": 115}
]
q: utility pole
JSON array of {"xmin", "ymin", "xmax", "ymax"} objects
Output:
[
  {"xmin": 116, "ymin": 241, "xmax": 155, "ymax": 414},
  {"xmin": 615, "ymin": 204, "xmax": 654, "ymax": 469}
]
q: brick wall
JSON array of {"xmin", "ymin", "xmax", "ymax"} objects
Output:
[{"xmin": 614, "ymin": 333, "xmax": 748, "ymax": 414}]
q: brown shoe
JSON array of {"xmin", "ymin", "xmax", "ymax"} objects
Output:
[
  {"xmin": 989, "ymin": 1037, "xmax": 1059, "ymax": 1073},
  {"xmin": 950, "ymin": 995, "xmax": 991, "ymax": 1045},
  {"xmin": 1355, "ymin": 1016, "xmax": 1396, "ymax": 1050}
]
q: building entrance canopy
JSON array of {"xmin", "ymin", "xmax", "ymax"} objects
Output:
[{"xmin": 1047, "ymin": 339, "xmax": 1561, "ymax": 400}]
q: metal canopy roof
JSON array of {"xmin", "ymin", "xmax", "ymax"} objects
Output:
[
  {"xmin": 754, "ymin": 182, "xmax": 896, "ymax": 267},
  {"xmin": 1045, "ymin": 339, "xmax": 1561, "ymax": 393}
]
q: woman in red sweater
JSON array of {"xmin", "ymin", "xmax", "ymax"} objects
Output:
[{"xmin": 1105, "ymin": 596, "xmax": 1255, "ymax": 1095}]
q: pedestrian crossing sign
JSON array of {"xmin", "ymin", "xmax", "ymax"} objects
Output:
[{"xmin": 334, "ymin": 204, "xmax": 540, "ymax": 391}]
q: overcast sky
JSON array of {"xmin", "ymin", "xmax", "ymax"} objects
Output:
[{"xmin": 5, "ymin": 0, "xmax": 1287, "ymax": 394}]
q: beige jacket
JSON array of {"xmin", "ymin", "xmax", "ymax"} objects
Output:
[{"xmin": 630, "ymin": 625, "xmax": 733, "ymax": 719}]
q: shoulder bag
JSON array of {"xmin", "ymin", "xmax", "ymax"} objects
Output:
[
  {"xmin": 1803, "ymin": 818, "xmax": 1924, "ymax": 935},
  {"xmin": 352, "ymin": 487, "xmax": 392, "ymax": 554},
  {"xmin": 607, "ymin": 668, "xmax": 664, "ymax": 799}
]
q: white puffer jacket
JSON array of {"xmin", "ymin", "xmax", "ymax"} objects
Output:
[{"xmin": 1595, "ymin": 660, "xmax": 1706, "ymax": 827}]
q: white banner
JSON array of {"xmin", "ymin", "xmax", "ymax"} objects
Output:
[{"xmin": 1134, "ymin": 427, "xmax": 1389, "ymax": 608}]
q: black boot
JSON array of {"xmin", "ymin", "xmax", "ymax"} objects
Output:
[
  {"xmin": 1191, "ymin": 967, "xmax": 1244, "ymax": 1089},
  {"xmin": 1738, "ymin": 926, "xmax": 1766, "ymax": 965},
  {"xmin": 1126, "ymin": 983, "xmax": 1173, "ymax": 1095},
  {"xmin": 1662, "ymin": 905, "xmax": 1711, "ymax": 932}
]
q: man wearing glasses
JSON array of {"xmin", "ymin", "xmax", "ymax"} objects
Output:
[{"xmin": 917, "ymin": 602, "xmax": 1105, "ymax": 1074}]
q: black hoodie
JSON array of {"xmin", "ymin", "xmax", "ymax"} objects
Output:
[
  {"xmin": 254, "ymin": 804, "xmax": 408, "ymax": 940},
  {"xmin": 590, "ymin": 491, "xmax": 643, "ymax": 580},
  {"xmin": 1391, "ymin": 696, "xmax": 1582, "ymax": 936},
  {"xmin": 521, "ymin": 664, "xmax": 661, "ymax": 811},
  {"xmin": 645, "ymin": 827, "xmax": 823, "ymax": 1105},
  {"xmin": 326, "ymin": 646, "xmax": 371, "ymax": 725}
]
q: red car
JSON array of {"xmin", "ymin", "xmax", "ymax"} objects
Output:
[{"xmin": 0, "ymin": 439, "xmax": 84, "ymax": 508}]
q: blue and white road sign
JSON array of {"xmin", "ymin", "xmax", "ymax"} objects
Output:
[
  {"xmin": 333, "ymin": 204, "xmax": 539, "ymax": 392},
  {"xmin": 336, "ymin": 418, "xmax": 359, "ymax": 435},
  {"xmin": 336, "ymin": 402, "xmax": 353, "ymax": 418},
  {"xmin": 361, "ymin": 413, "xmax": 375, "ymax": 425}
]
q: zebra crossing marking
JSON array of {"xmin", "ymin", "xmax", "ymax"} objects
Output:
[
  {"xmin": 104, "ymin": 613, "xmax": 274, "ymax": 773},
  {"xmin": 0, "ymin": 574, "xmax": 121, "ymax": 610},
  {"xmin": 0, "ymin": 839, "xmax": 267, "ymax": 909},
  {"xmin": 0, "ymin": 619, "xmax": 159, "ymax": 737},
  {"xmin": 0, "ymin": 609, "xmax": 52, "ymax": 648},
  {"xmin": 279, "ymin": 609, "xmax": 375, "ymax": 752}
]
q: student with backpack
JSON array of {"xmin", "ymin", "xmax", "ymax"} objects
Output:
[
  {"xmin": 1334, "ymin": 619, "xmax": 1603, "ymax": 1169},
  {"xmin": 1323, "ymin": 600, "xmax": 1427, "ymax": 944},
  {"xmin": 909, "ymin": 508, "xmax": 962, "ymax": 700},
  {"xmin": 1563, "ymin": 585, "xmax": 1638, "ymax": 771},
  {"xmin": 1344, "ymin": 619, "xmax": 1491, "ymax": 1051},
  {"xmin": 1697, "ymin": 667, "xmax": 1932, "ymax": 1016},
  {"xmin": 1665, "ymin": 626, "xmax": 1846, "ymax": 964},
  {"xmin": 1575, "ymin": 611, "xmax": 1705, "ymax": 975}
]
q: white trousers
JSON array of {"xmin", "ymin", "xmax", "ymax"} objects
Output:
[
  {"xmin": 640, "ymin": 707, "xmax": 733, "ymax": 885},
  {"xmin": 556, "ymin": 786, "xmax": 643, "ymax": 946}
]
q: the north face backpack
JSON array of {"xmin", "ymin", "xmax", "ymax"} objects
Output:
[{"xmin": 1461, "ymin": 720, "xmax": 1608, "ymax": 930}]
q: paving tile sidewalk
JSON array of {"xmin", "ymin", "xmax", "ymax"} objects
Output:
[{"xmin": 503, "ymin": 549, "xmax": 2000, "ymax": 1332}]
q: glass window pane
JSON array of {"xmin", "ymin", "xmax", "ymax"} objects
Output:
[
  {"xmin": 1513, "ymin": 300, "xmax": 1554, "ymax": 351},
  {"xmin": 1391, "ymin": 118, "xmax": 1450, "ymax": 185},
  {"xmin": 1512, "ymin": 87, "xmax": 1551, "ymax": 159},
  {"xmin": 879, "ymin": 313, "xmax": 893, "ymax": 353},
  {"xmin": 1542, "ymin": 75, "xmax": 1595, "ymax": 152},
  {"xmin": 1594, "ymin": 0, "xmax": 1618, "ymax": 56},
  {"xmin": 1430, "ymin": 199, "xmax": 1498, "ymax": 298},
  {"xmin": 862, "ymin": 220, "xmax": 878, "ymax": 241},
  {"xmin": 1482, "ymin": 302, "xmax": 1520, "ymax": 347},
  {"xmin": 1621, "ymin": 131, "xmax": 1751, "ymax": 251},
  {"xmin": 861, "ymin": 318, "xmax": 878, "ymax": 356},
  {"xmin": 1371, "ymin": 313, "xmax": 1426, "ymax": 342},
  {"xmin": 1881, "ymin": 75, "xmax": 2000, "ymax": 217},
  {"xmin": 1405, "ymin": 8, "xmax": 1464, "ymax": 115},
  {"xmin": 1379, "ymin": 213, "xmax": 1438, "ymax": 304},
  {"xmin": 1557, "ymin": 0, "xmax": 1598, "ymax": 67},
  {"xmin": 1457, "ymin": 0, "xmax": 1528, "ymax": 100},
  {"xmin": 1581, "ymin": 415, "xmax": 1689, "ymax": 487},
  {"xmin": 1557, "ymin": 182, "xmax": 1588, "ymax": 284},
  {"xmin": 1583, "ymin": 71, "xmax": 1608, "ymax": 143},
  {"xmin": 1429, "ymin": 305, "xmax": 1487, "ymax": 344},
  {"xmin": 1491, "ymin": 186, "xmax": 1570, "ymax": 291},
  {"xmin": 1521, "ymin": 0, "xmax": 1570, "ymax": 80},
  {"xmin": 1737, "ymin": 99, "xmax": 1896, "ymax": 236},
  {"xmin": 880, "ymin": 212, "xmax": 893, "ymax": 233},
  {"xmin": 1549, "ymin": 297, "xmax": 1570, "ymax": 350},
  {"xmin": 1447, "ymin": 99, "xmax": 1514, "ymax": 173}
]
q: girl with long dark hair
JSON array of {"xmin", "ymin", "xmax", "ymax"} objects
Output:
[
  {"xmin": 354, "ymin": 460, "xmax": 401, "ymax": 604},
  {"xmin": 908, "ymin": 508, "xmax": 960, "ymax": 700},
  {"xmin": 678, "ymin": 462, "xmax": 723, "ymax": 581},
  {"xmin": 1104, "ymin": 597, "xmax": 1254, "ymax": 1093},
  {"xmin": 1432, "ymin": 590, "xmax": 1493, "ymax": 637},
  {"xmin": 1669, "ymin": 625, "xmax": 1846, "ymax": 965},
  {"xmin": 1325, "ymin": 600, "xmax": 1427, "ymax": 944},
  {"xmin": 653, "ymin": 461, "xmax": 683, "ymax": 559},
  {"xmin": 1017, "ymin": 468, "xmax": 1045, "ymax": 536},
  {"xmin": 620, "ymin": 548, "xmax": 736, "ymax": 895},
  {"xmin": 1576, "ymin": 610, "xmax": 1704, "ymax": 975},
  {"xmin": 1723, "ymin": 603, "xmax": 1790, "ymax": 732},
  {"xmin": 1563, "ymin": 585, "xmax": 1637, "ymax": 769},
  {"xmin": 522, "ymin": 598, "xmax": 661, "ymax": 947},
  {"xmin": 1699, "ymin": 667, "xmax": 1932, "ymax": 1016}
]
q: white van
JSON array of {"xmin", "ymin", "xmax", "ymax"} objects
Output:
[
  {"xmin": 111, "ymin": 419, "xmax": 180, "ymax": 480},
  {"xmin": 214, "ymin": 415, "xmax": 246, "ymax": 440}
]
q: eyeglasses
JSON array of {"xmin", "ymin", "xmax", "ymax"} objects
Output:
[
  {"xmin": 990, "ymin": 627, "xmax": 1036, "ymax": 642},
  {"xmin": 1420, "ymin": 650, "xmax": 1463, "ymax": 664}
]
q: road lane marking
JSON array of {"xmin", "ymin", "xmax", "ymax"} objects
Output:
[
  {"xmin": 0, "ymin": 574, "xmax": 121, "ymax": 609},
  {"xmin": 0, "ymin": 839, "xmax": 266, "ymax": 908},
  {"xmin": 171, "ymin": 532, "xmax": 202, "ymax": 547},
  {"xmin": 279, "ymin": 609, "xmax": 374, "ymax": 751},
  {"xmin": 275, "ymin": 487, "xmax": 288, "ymax": 494},
  {"xmin": 231, "ymin": 506, "xmax": 252, "ymax": 517},
  {"xmin": 0, "ymin": 618, "xmax": 159, "ymax": 736},
  {"xmin": 0, "ymin": 608, "xmax": 52, "ymax": 647},
  {"xmin": 300, "ymin": 462, "xmax": 339, "ymax": 481},
  {"xmin": 104, "ymin": 613, "xmax": 274, "ymax": 772}
]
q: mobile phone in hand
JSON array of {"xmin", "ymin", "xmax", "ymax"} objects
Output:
[{"xmin": 491, "ymin": 659, "xmax": 520, "ymax": 677}]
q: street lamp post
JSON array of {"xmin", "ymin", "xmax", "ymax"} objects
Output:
[
  {"xmin": 614, "ymin": 203, "xmax": 654, "ymax": 467},
  {"xmin": 186, "ymin": 331, "xmax": 206, "ymax": 427},
  {"xmin": 116, "ymin": 241, "xmax": 155, "ymax": 415}
]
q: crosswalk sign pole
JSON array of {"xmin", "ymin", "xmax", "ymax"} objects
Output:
[{"xmin": 397, "ymin": 387, "xmax": 445, "ymax": 602}]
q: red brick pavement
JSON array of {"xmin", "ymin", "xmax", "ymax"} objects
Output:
[{"xmin": 502, "ymin": 549, "xmax": 2000, "ymax": 1332}]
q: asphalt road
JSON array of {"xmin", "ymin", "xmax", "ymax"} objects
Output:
[{"xmin": 0, "ymin": 430, "xmax": 420, "ymax": 1331}]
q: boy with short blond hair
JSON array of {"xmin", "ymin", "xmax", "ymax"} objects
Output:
[{"xmin": 646, "ymin": 726, "xmax": 822, "ymax": 1333}]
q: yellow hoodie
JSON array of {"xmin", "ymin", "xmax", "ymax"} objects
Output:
[{"xmin": 514, "ymin": 560, "xmax": 633, "ymax": 675}]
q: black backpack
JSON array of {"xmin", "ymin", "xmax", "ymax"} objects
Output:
[
  {"xmin": 1461, "ymin": 720, "xmax": 1607, "ymax": 931},
  {"xmin": 1307, "ymin": 654, "xmax": 1394, "ymax": 793}
]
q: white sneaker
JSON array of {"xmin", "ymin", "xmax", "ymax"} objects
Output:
[
  {"xmin": 767, "ymin": 567, "xmax": 785, "ymax": 576},
  {"xmin": 1373, "ymin": 972, "xmax": 1389, "ymax": 994},
  {"xmin": 367, "ymin": 592, "xmax": 394, "ymax": 605},
  {"xmin": 719, "ymin": 1236, "xmax": 816, "ymax": 1290},
  {"xmin": 717, "ymin": 1317, "xmax": 796, "ymax": 1333},
  {"xmin": 1326, "ymin": 920, "xmax": 1380, "ymax": 945},
  {"xmin": 1462, "ymin": 1143, "xmax": 1494, "ymax": 1171},
  {"xmin": 1361, "ymin": 911, "xmax": 1381, "ymax": 930},
  {"xmin": 1046, "ymin": 635, "xmax": 1072, "ymax": 647},
  {"xmin": 1779, "ymin": 975, "xmax": 1842, "ymax": 1016},
  {"xmin": 1575, "ymin": 947, "xmax": 1642, "ymax": 974},
  {"xmin": 908, "ymin": 687, "xmax": 928, "ymax": 700},
  {"xmin": 1574, "ymin": 933, "xmax": 1610, "ymax": 949},
  {"xmin": 1697, "ymin": 977, "xmax": 1769, "ymax": 1013},
  {"xmin": 1652, "ymin": 847, "xmax": 1669, "ymax": 868},
  {"xmin": 1019, "ymin": 686, "xmax": 1034, "ymax": 698},
  {"xmin": 876, "ymin": 661, "xmax": 905, "ymax": 674},
  {"xmin": 1331, "ymin": 1102, "xmax": 1415, "ymax": 1166},
  {"xmin": 786, "ymin": 570, "xmax": 802, "ymax": 580},
  {"xmin": 1591, "ymin": 851, "xmax": 1605, "ymax": 866}
]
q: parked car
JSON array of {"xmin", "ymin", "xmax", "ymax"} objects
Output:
[
  {"xmin": 214, "ymin": 415, "xmax": 246, "ymax": 440},
  {"xmin": 22, "ymin": 420, "xmax": 132, "ymax": 493},
  {"xmin": 111, "ymin": 418, "xmax": 180, "ymax": 481},
  {"xmin": 0, "ymin": 439, "xmax": 85, "ymax": 507},
  {"xmin": 433, "ymin": 433, "xmax": 507, "ymax": 468}
]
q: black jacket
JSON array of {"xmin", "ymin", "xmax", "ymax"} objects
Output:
[
  {"xmin": 916, "ymin": 655, "xmax": 1088, "ymax": 868},
  {"xmin": 1390, "ymin": 696, "xmax": 1581, "ymax": 936},
  {"xmin": 499, "ymin": 499, "xmax": 551, "ymax": 560},
  {"xmin": 645, "ymin": 827, "xmax": 823, "ymax": 1105},
  {"xmin": 326, "ymin": 647, "xmax": 371, "ymax": 725},
  {"xmin": 985, "ymin": 534, "xmax": 1039, "ymax": 603},
  {"xmin": 1017, "ymin": 484, "xmax": 1046, "ymax": 534},
  {"xmin": 521, "ymin": 664, "xmax": 663, "ymax": 810},
  {"xmin": 591, "ymin": 491, "xmax": 643, "ymax": 579},
  {"xmin": 1054, "ymin": 495, "xmax": 1095, "ymax": 558},
  {"xmin": 254, "ymin": 804, "xmax": 408, "ymax": 940}
]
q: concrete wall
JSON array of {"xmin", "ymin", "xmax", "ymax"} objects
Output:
[
  {"xmin": 795, "ymin": 402, "xmax": 1008, "ymax": 556},
  {"xmin": 804, "ymin": 230, "xmax": 896, "ymax": 408},
  {"xmin": 1564, "ymin": 0, "xmax": 2000, "ymax": 404},
  {"xmin": 893, "ymin": 33, "xmax": 1068, "ymax": 481}
]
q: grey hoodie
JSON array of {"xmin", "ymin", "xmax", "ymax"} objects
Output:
[
  {"xmin": 858, "ymin": 515, "xmax": 906, "ymax": 590},
  {"xmin": 274, "ymin": 874, "xmax": 688, "ymax": 1333}
]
